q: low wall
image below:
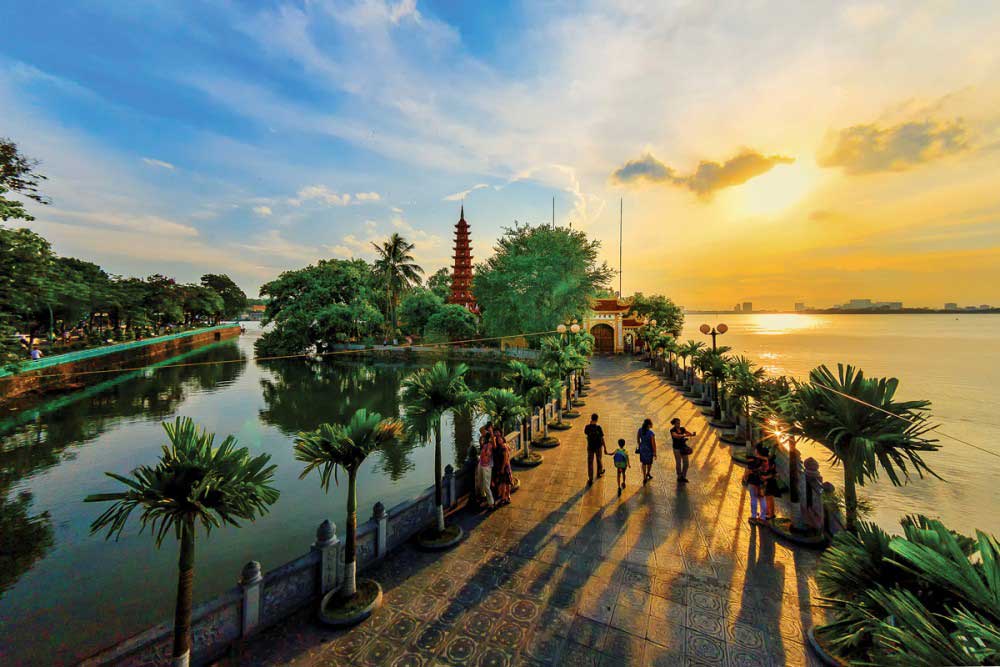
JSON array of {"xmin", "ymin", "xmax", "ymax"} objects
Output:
[
  {"xmin": 81, "ymin": 392, "xmax": 568, "ymax": 666},
  {"xmin": 0, "ymin": 325, "xmax": 241, "ymax": 404},
  {"xmin": 329, "ymin": 343, "xmax": 539, "ymax": 362}
]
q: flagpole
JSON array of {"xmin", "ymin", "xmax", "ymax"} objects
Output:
[{"xmin": 619, "ymin": 197, "xmax": 623, "ymax": 296}]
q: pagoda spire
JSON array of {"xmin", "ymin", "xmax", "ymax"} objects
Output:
[{"xmin": 447, "ymin": 205, "xmax": 477, "ymax": 312}]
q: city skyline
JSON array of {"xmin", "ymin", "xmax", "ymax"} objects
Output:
[{"xmin": 2, "ymin": 2, "xmax": 1000, "ymax": 308}]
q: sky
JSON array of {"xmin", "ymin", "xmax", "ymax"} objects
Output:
[{"xmin": 2, "ymin": 0, "xmax": 999, "ymax": 310}]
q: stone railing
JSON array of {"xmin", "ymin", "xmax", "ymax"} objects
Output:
[{"xmin": 84, "ymin": 394, "xmax": 564, "ymax": 667}]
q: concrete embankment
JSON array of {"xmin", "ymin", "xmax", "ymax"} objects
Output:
[{"xmin": 0, "ymin": 324, "xmax": 241, "ymax": 404}]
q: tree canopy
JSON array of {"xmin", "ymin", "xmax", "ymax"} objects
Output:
[
  {"xmin": 426, "ymin": 267, "xmax": 452, "ymax": 301},
  {"xmin": 474, "ymin": 224, "xmax": 613, "ymax": 339},
  {"xmin": 398, "ymin": 288, "xmax": 445, "ymax": 336},
  {"xmin": 629, "ymin": 293, "xmax": 685, "ymax": 337},
  {"xmin": 200, "ymin": 274, "xmax": 248, "ymax": 320},
  {"xmin": 424, "ymin": 304, "xmax": 478, "ymax": 342},
  {"xmin": 1, "ymin": 138, "xmax": 48, "ymax": 222}
]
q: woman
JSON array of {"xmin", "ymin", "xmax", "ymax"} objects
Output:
[
  {"xmin": 492, "ymin": 427, "xmax": 513, "ymax": 507},
  {"xmin": 742, "ymin": 444, "xmax": 767, "ymax": 524},
  {"xmin": 669, "ymin": 417, "xmax": 696, "ymax": 484},
  {"xmin": 636, "ymin": 418, "xmax": 657, "ymax": 484},
  {"xmin": 760, "ymin": 446, "xmax": 780, "ymax": 521}
]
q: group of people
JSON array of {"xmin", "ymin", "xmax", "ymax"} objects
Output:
[
  {"xmin": 583, "ymin": 414, "xmax": 698, "ymax": 496},
  {"xmin": 474, "ymin": 422, "xmax": 515, "ymax": 509},
  {"xmin": 743, "ymin": 442, "xmax": 780, "ymax": 524}
]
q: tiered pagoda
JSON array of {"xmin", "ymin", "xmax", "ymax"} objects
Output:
[{"xmin": 447, "ymin": 205, "xmax": 478, "ymax": 312}]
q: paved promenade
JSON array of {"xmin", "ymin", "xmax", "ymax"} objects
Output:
[{"xmin": 222, "ymin": 356, "xmax": 825, "ymax": 666}]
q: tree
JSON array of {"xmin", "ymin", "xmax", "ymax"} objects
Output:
[
  {"xmin": 85, "ymin": 417, "xmax": 279, "ymax": 667},
  {"xmin": 629, "ymin": 293, "xmax": 684, "ymax": 337},
  {"xmin": 424, "ymin": 304, "xmax": 477, "ymax": 342},
  {"xmin": 180, "ymin": 284, "xmax": 224, "ymax": 326},
  {"xmin": 815, "ymin": 515, "xmax": 1000, "ymax": 665},
  {"xmin": 200, "ymin": 274, "xmax": 248, "ymax": 321},
  {"xmin": 256, "ymin": 259, "xmax": 383, "ymax": 356},
  {"xmin": 293, "ymin": 409, "xmax": 403, "ymax": 598},
  {"xmin": 538, "ymin": 335, "xmax": 585, "ymax": 419},
  {"xmin": 678, "ymin": 340, "xmax": 705, "ymax": 384},
  {"xmin": 780, "ymin": 364, "xmax": 939, "ymax": 532},
  {"xmin": 505, "ymin": 360, "xmax": 548, "ymax": 452},
  {"xmin": 398, "ymin": 288, "xmax": 444, "ymax": 337},
  {"xmin": 481, "ymin": 388, "xmax": 528, "ymax": 436},
  {"xmin": 372, "ymin": 233, "xmax": 424, "ymax": 336},
  {"xmin": 401, "ymin": 362, "xmax": 475, "ymax": 534},
  {"xmin": 0, "ymin": 226, "xmax": 55, "ymax": 366},
  {"xmin": 725, "ymin": 355, "xmax": 766, "ymax": 451},
  {"xmin": 475, "ymin": 224, "xmax": 614, "ymax": 339},
  {"xmin": 1, "ymin": 138, "xmax": 49, "ymax": 222},
  {"xmin": 426, "ymin": 267, "xmax": 452, "ymax": 301}
]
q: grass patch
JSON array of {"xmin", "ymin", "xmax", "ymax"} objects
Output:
[
  {"xmin": 533, "ymin": 436, "xmax": 560, "ymax": 448},
  {"xmin": 548, "ymin": 421, "xmax": 572, "ymax": 431}
]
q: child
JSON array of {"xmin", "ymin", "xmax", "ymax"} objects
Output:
[{"xmin": 612, "ymin": 438, "xmax": 630, "ymax": 496}]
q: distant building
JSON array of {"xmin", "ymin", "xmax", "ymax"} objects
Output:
[
  {"xmin": 846, "ymin": 298, "xmax": 873, "ymax": 309},
  {"xmin": 980, "ymin": 305, "xmax": 992, "ymax": 310},
  {"xmin": 794, "ymin": 302, "xmax": 805, "ymax": 312},
  {"xmin": 945, "ymin": 303, "xmax": 959, "ymax": 311},
  {"xmin": 447, "ymin": 206, "xmax": 478, "ymax": 313},
  {"xmin": 742, "ymin": 302, "xmax": 753, "ymax": 313},
  {"xmin": 839, "ymin": 298, "xmax": 902, "ymax": 311},
  {"xmin": 243, "ymin": 304, "xmax": 266, "ymax": 321},
  {"xmin": 733, "ymin": 303, "xmax": 741, "ymax": 312}
]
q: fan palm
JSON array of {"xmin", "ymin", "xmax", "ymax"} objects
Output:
[
  {"xmin": 293, "ymin": 409, "xmax": 403, "ymax": 598},
  {"xmin": 506, "ymin": 360, "xmax": 548, "ymax": 443},
  {"xmin": 780, "ymin": 364, "xmax": 939, "ymax": 532},
  {"xmin": 372, "ymin": 233, "xmax": 424, "ymax": 336},
  {"xmin": 539, "ymin": 335, "xmax": 585, "ymax": 410},
  {"xmin": 701, "ymin": 349, "xmax": 731, "ymax": 421},
  {"xmin": 726, "ymin": 355, "xmax": 766, "ymax": 450},
  {"xmin": 85, "ymin": 417, "xmax": 279, "ymax": 667},
  {"xmin": 481, "ymin": 388, "xmax": 529, "ymax": 436},
  {"xmin": 678, "ymin": 340, "xmax": 705, "ymax": 385},
  {"xmin": 401, "ymin": 361, "xmax": 475, "ymax": 534}
]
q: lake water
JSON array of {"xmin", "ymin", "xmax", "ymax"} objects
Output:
[
  {"xmin": 679, "ymin": 313, "xmax": 1000, "ymax": 537},
  {"xmin": 0, "ymin": 329, "xmax": 502, "ymax": 666}
]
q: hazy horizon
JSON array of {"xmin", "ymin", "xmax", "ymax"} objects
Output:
[{"xmin": 3, "ymin": 1, "xmax": 999, "ymax": 308}]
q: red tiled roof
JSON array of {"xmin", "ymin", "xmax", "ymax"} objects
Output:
[
  {"xmin": 622, "ymin": 318, "xmax": 643, "ymax": 327},
  {"xmin": 592, "ymin": 298, "xmax": 629, "ymax": 312}
]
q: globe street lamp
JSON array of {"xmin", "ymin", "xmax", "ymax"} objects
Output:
[{"xmin": 699, "ymin": 323, "xmax": 728, "ymax": 421}]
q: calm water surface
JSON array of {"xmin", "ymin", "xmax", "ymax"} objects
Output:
[
  {"xmin": 0, "ymin": 329, "xmax": 500, "ymax": 666},
  {"xmin": 680, "ymin": 313, "xmax": 1000, "ymax": 536}
]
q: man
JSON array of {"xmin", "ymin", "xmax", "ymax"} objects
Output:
[
  {"xmin": 476, "ymin": 422, "xmax": 495, "ymax": 508},
  {"xmin": 583, "ymin": 413, "xmax": 609, "ymax": 485},
  {"xmin": 30, "ymin": 346, "xmax": 43, "ymax": 361}
]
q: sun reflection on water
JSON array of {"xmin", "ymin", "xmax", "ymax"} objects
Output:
[{"xmin": 747, "ymin": 314, "xmax": 822, "ymax": 335}]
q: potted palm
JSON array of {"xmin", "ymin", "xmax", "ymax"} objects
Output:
[
  {"xmin": 506, "ymin": 361, "xmax": 557, "ymax": 447},
  {"xmin": 679, "ymin": 340, "xmax": 705, "ymax": 394},
  {"xmin": 293, "ymin": 409, "xmax": 403, "ymax": 626},
  {"xmin": 781, "ymin": 364, "xmax": 938, "ymax": 533},
  {"xmin": 482, "ymin": 387, "xmax": 537, "ymax": 468},
  {"xmin": 539, "ymin": 335, "xmax": 583, "ymax": 419},
  {"xmin": 401, "ymin": 361, "xmax": 475, "ymax": 549},
  {"xmin": 723, "ymin": 356, "xmax": 765, "ymax": 459},
  {"xmin": 85, "ymin": 417, "xmax": 279, "ymax": 667}
]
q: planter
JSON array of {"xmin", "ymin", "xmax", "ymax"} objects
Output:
[
  {"xmin": 709, "ymin": 419, "xmax": 736, "ymax": 430},
  {"xmin": 700, "ymin": 408, "xmax": 715, "ymax": 416},
  {"xmin": 562, "ymin": 410, "xmax": 581, "ymax": 419},
  {"xmin": 768, "ymin": 518, "xmax": 828, "ymax": 548},
  {"xmin": 730, "ymin": 450, "xmax": 755, "ymax": 466},
  {"xmin": 719, "ymin": 433, "xmax": 744, "ymax": 446},
  {"xmin": 691, "ymin": 398, "xmax": 711, "ymax": 407},
  {"xmin": 416, "ymin": 524, "xmax": 464, "ymax": 551},
  {"xmin": 571, "ymin": 400, "xmax": 586, "ymax": 407},
  {"xmin": 807, "ymin": 627, "xmax": 850, "ymax": 667},
  {"xmin": 318, "ymin": 579, "xmax": 383, "ymax": 627},
  {"xmin": 532, "ymin": 436, "xmax": 560, "ymax": 448},
  {"xmin": 512, "ymin": 452, "xmax": 544, "ymax": 468},
  {"xmin": 548, "ymin": 421, "xmax": 572, "ymax": 431}
]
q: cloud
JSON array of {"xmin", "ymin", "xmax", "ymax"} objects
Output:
[
  {"xmin": 288, "ymin": 185, "xmax": 382, "ymax": 207},
  {"xmin": 141, "ymin": 157, "xmax": 175, "ymax": 170},
  {"xmin": 44, "ymin": 208, "xmax": 199, "ymax": 237},
  {"xmin": 817, "ymin": 118, "xmax": 970, "ymax": 174},
  {"xmin": 612, "ymin": 149, "xmax": 794, "ymax": 198},
  {"xmin": 252, "ymin": 205, "xmax": 273, "ymax": 217},
  {"xmin": 354, "ymin": 191, "xmax": 381, "ymax": 201},
  {"xmin": 443, "ymin": 183, "xmax": 490, "ymax": 201}
]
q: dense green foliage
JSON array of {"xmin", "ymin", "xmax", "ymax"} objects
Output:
[
  {"xmin": 0, "ymin": 226, "xmax": 244, "ymax": 368},
  {"xmin": 424, "ymin": 304, "xmax": 478, "ymax": 342},
  {"xmin": 398, "ymin": 288, "xmax": 445, "ymax": 336},
  {"xmin": 816, "ymin": 515, "xmax": 1000, "ymax": 665},
  {"xmin": 255, "ymin": 259, "xmax": 384, "ymax": 355},
  {"xmin": 1, "ymin": 138, "xmax": 48, "ymax": 222},
  {"xmin": 629, "ymin": 293, "xmax": 685, "ymax": 337},
  {"xmin": 372, "ymin": 233, "xmax": 424, "ymax": 335},
  {"xmin": 426, "ymin": 266, "xmax": 452, "ymax": 300},
  {"xmin": 474, "ymin": 224, "xmax": 613, "ymax": 339},
  {"xmin": 200, "ymin": 274, "xmax": 248, "ymax": 320}
]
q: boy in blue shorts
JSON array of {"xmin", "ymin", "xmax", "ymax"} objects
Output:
[{"xmin": 612, "ymin": 438, "xmax": 630, "ymax": 496}]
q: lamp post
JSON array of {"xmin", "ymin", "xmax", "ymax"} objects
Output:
[{"xmin": 699, "ymin": 322, "xmax": 728, "ymax": 420}]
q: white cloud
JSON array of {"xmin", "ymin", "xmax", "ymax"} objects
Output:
[
  {"xmin": 43, "ymin": 208, "xmax": 199, "ymax": 237},
  {"xmin": 142, "ymin": 157, "xmax": 175, "ymax": 170},
  {"xmin": 291, "ymin": 184, "xmax": 352, "ymax": 206},
  {"xmin": 443, "ymin": 183, "xmax": 490, "ymax": 201},
  {"xmin": 354, "ymin": 191, "xmax": 381, "ymax": 201},
  {"xmin": 253, "ymin": 205, "xmax": 273, "ymax": 217}
]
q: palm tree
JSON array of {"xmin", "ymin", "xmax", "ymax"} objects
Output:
[
  {"xmin": 539, "ymin": 335, "xmax": 584, "ymax": 415},
  {"xmin": 726, "ymin": 355, "xmax": 766, "ymax": 452},
  {"xmin": 85, "ymin": 417, "xmax": 279, "ymax": 667},
  {"xmin": 678, "ymin": 340, "xmax": 705, "ymax": 386},
  {"xmin": 293, "ymin": 409, "xmax": 403, "ymax": 599},
  {"xmin": 481, "ymin": 388, "xmax": 529, "ymax": 438},
  {"xmin": 781, "ymin": 364, "xmax": 939, "ymax": 532},
  {"xmin": 372, "ymin": 233, "xmax": 424, "ymax": 337},
  {"xmin": 401, "ymin": 361, "xmax": 475, "ymax": 534},
  {"xmin": 506, "ymin": 360, "xmax": 548, "ymax": 444}
]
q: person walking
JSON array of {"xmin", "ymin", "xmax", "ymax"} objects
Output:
[
  {"xmin": 669, "ymin": 417, "xmax": 697, "ymax": 484},
  {"xmin": 612, "ymin": 438, "xmax": 630, "ymax": 496},
  {"xmin": 583, "ymin": 413, "xmax": 609, "ymax": 485},
  {"xmin": 476, "ymin": 422, "xmax": 495, "ymax": 509},
  {"xmin": 742, "ymin": 445, "xmax": 767, "ymax": 525},
  {"xmin": 636, "ymin": 418, "xmax": 657, "ymax": 484},
  {"xmin": 760, "ymin": 445, "xmax": 780, "ymax": 521},
  {"xmin": 492, "ymin": 427, "xmax": 514, "ymax": 507}
]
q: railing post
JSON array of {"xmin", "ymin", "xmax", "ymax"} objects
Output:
[
  {"xmin": 312, "ymin": 519, "xmax": 341, "ymax": 595},
  {"xmin": 373, "ymin": 502, "xmax": 388, "ymax": 559},
  {"xmin": 239, "ymin": 560, "xmax": 263, "ymax": 638},
  {"xmin": 444, "ymin": 464, "xmax": 456, "ymax": 508}
]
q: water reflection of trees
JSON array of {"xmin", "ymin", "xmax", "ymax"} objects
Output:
[
  {"xmin": 258, "ymin": 358, "xmax": 502, "ymax": 480},
  {"xmin": 0, "ymin": 342, "xmax": 247, "ymax": 598}
]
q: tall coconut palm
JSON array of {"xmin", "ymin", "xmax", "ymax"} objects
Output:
[
  {"xmin": 85, "ymin": 417, "xmax": 279, "ymax": 667},
  {"xmin": 401, "ymin": 361, "xmax": 475, "ymax": 534},
  {"xmin": 781, "ymin": 364, "xmax": 939, "ymax": 532},
  {"xmin": 293, "ymin": 409, "xmax": 403, "ymax": 598},
  {"xmin": 372, "ymin": 233, "xmax": 424, "ymax": 336}
]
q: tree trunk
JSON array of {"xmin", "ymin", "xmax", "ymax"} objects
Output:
[
  {"xmin": 344, "ymin": 469, "xmax": 358, "ymax": 597},
  {"xmin": 843, "ymin": 464, "xmax": 858, "ymax": 532},
  {"xmin": 172, "ymin": 518, "xmax": 195, "ymax": 667},
  {"xmin": 434, "ymin": 427, "xmax": 445, "ymax": 533}
]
